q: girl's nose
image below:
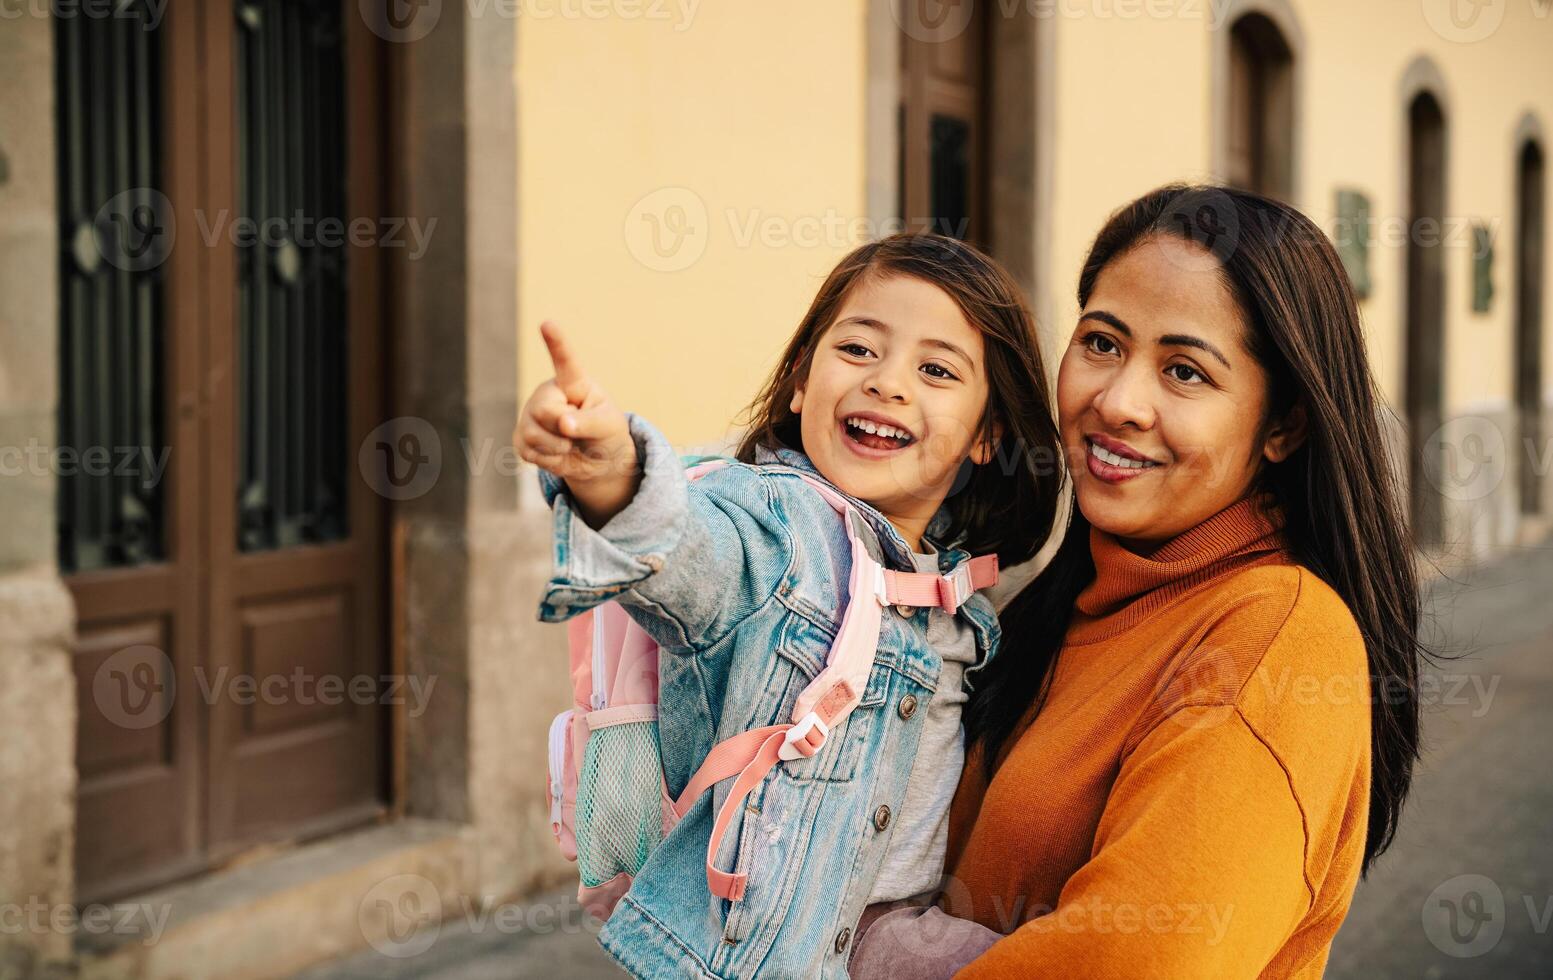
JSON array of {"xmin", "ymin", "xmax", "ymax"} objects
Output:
[{"xmin": 864, "ymin": 363, "xmax": 911, "ymax": 403}]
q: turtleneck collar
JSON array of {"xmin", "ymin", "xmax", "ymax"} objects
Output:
[{"xmin": 1068, "ymin": 493, "xmax": 1290, "ymax": 645}]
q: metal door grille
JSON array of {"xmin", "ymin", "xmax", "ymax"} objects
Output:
[
  {"xmin": 235, "ymin": 0, "xmax": 349, "ymax": 551},
  {"xmin": 55, "ymin": 1, "xmax": 167, "ymax": 574}
]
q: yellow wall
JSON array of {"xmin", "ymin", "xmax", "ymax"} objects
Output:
[
  {"xmin": 518, "ymin": 0, "xmax": 1553, "ymax": 453},
  {"xmin": 517, "ymin": 1, "xmax": 869, "ymax": 449},
  {"xmin": 1044, "ymin": 7, "xmax": 1213, "ymax": 359}
]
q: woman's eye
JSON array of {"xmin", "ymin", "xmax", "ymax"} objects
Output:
[
  {"xmin": 1084, "ymin": 332, "xmax": 1118, "ymax": 355},
  {"xmin": 839, "ymin": 343, "xmax": 873, "ymax": 358},
  {"xmin": 921, "ymin": 362, "xmax": 958, "ymax": 381},
  {"xmin": 1166, "ymin": 363, "xmax": 1206, "ymax": 385}
]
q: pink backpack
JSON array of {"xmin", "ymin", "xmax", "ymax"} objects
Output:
[{"xmin": 545, "ymin": 461, "xmax": 998, "ymax": 920}]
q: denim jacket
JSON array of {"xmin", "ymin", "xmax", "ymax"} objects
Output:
[{"xmin": 538, "ymin": 413, "xmax": 1002, "ymax": 979}]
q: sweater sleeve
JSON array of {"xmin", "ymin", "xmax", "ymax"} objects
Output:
[{"xmin": 953, "ymin": 706, "xmax": 1313, "ymax": 979}]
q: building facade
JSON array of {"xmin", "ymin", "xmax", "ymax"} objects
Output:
[{"xmin": 0, "ymin": 0, "xmax": 1548, "ymax": 976}]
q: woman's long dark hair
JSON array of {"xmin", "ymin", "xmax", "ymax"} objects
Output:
[
  {"xmin": 735, "ymin": 233, "xmax": 1063, "ymax": 568},
  {"xmin": 965, "ymin": 184, "xmax": 1424, "ymax": 875}
]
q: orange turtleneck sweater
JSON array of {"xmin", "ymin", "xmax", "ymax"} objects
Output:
[{"xmin": 941, "ymin": 495, "xmax": 1372, "ymax": 979}]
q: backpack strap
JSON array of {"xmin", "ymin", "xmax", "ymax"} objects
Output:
[{"xmin": 671, "ymin": 460, "xmax": 1000, "ymax": 901}]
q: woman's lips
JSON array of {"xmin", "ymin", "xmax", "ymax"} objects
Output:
[{"xmin": 1083, "ymin": 438, "xmax": 1162, "ymax": 485}]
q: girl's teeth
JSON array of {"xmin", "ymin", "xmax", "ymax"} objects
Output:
[{"xmin": 848, "ymin": 418, "xmax": 908, "ymax": 441}]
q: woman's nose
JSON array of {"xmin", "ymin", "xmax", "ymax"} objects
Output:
[{"xmin": 1091, "ymin": 370, "xmax": 1156, "ymax": 430}]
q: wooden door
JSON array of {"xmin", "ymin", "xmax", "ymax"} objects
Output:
[
  {"xmin": 60, "ymin": 0, "xmax": 390, "ymax": 902},
  {"xmin": 898, "ymin": 0, "xmax": 987, "ymax": 246}
]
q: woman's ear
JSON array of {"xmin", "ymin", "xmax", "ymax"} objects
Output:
[
  {"xmin": 970, "ymin": 419, "xmax": 1005, "ymax": 466},
  {"xmin": 1262, "ymin": 401, "xmax": 1308, "ymax": 463},
  {"xmin": 789, "ymin": 384, "xmax": 805, "ymax": 415}
]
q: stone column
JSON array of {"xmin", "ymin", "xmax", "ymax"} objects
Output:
[{"xmin": 0, "ymin": 10, "xmax": 82, "ymax": 977}]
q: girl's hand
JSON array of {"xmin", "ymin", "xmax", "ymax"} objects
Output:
[{"xmin": 517, "ymin": 321, "xmax": 639, "ymax": 527}]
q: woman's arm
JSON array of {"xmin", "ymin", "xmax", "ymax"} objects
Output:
[{"xmin": 953, "ymin": 707, "xmax": 1314, "ymax": 978}]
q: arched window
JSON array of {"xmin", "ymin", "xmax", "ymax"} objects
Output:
[
  {"xmin": 1405, "ymin": 89, "xmax": 1448, "ymax": 547},
  {"xmin": 1225, "ymin": 12, "xmax": 1295, "ymax": 199}
]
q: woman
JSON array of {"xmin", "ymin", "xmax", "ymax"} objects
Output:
[{"xmin": 850, "ymin": 185, "xmax": 1422, "ymax": 978}]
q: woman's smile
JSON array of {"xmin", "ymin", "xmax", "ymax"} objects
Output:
[{"xmin": 1083, "ymin": 434, "xmax": 1163, "ymax": 484}]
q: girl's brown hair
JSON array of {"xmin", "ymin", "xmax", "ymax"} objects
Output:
[{"xmin": 735, "ymin": 233, "xmax": 1061, "ymax": 567}]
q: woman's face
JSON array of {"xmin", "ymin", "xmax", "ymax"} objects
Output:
[{"xmin": 1056, "ymin": 235, "xmax": 1304, "ymax": 549}]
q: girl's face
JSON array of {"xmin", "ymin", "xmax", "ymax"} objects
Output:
[
  {"xmin": 1057, "ymin": 236, "xmax": 1304, "ymax": 549},
  {"xmin": 792, "ymin": 274, "xmax": 997, "ymax": 544}
]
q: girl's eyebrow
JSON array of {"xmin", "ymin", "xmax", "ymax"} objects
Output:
[
  {"xmin": 1079, "ymin": 310, "xmax": 1231, "ymax": 369},
  {"xmin": 836, "ymin": 315, "xmax": 977, "ymax": 374}
]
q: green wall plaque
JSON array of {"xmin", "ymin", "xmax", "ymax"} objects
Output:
[
  {"xmin": 1471, "ymin": 222, "xmax": 1494, "ymax": 314},
  {"xmin": 1334, "ymin": 189, "xmax": 1372, "ymax": 300}
]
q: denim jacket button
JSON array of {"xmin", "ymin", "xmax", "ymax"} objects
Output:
[
  {"xmin": 835, "ymin": 927, "xmax": 852, "ymax": 953},
  {"xmin": 894, "ymin": 603, "xmax": 914, "ymax": 619},
  {"xmin": 897, "ymin": 694, "xmax": 918, "ymax": 720},
  {"xmin": 873, "ymin": 804, "xmax": 892, "ymax": 831}
]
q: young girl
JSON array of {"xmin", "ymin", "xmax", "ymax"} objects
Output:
[{"xmin": 518, "ymin": 234, "xmax": 1061, "ymax": 978}]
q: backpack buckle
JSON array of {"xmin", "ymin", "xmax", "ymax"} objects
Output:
[
  {"xmin": 938, "ymin": 562, "xmax": 975, "ymax": 617},
  {"xmin": 778, "ymin": 711, "xmax": 829, "ymax": 762}
]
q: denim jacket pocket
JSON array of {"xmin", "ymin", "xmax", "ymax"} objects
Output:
[{"xmin": 772, "ymin": 610, "xmax": 897, "ymax": 783}]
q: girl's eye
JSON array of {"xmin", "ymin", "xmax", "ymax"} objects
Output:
[
  {"xmin": 1084, "ymin": 332, "xmax": 1119, "ymax": 356},
  {"xmin": 921, "ymin": 362, "xmax": 959, "ymax": 381},
  {"xmin": 1166, "ymin": 363, "xmax": 1206, "ymax": 385},
  {"xmin": 839, "ymin": 342, "xmax": 873, "ymax": 358}
]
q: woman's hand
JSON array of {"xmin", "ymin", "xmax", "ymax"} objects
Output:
[{"xmin": 516, "ymin": 321, "xmax": 639, "ymax": 528}]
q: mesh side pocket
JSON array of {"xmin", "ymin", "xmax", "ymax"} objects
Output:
[{"xmin": 574, "ymin": 719, "xmax": 665, "ymax": 888}]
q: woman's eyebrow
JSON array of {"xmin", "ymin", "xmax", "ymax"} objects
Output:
[
  {"xmin": 1159, "ymin": 334, "xmax": 1231, "ymax": 368},
  {"xmin": 835, "ymin": 315, "xmax": 976, "ymax": 373},
  {"xmin": 1081, "ymin": 310, "xmax": 1230, "ymax": 369},
  {"xmin": 1080, "ymin": 310, "xmax": 1131, "ymax": 335}
]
